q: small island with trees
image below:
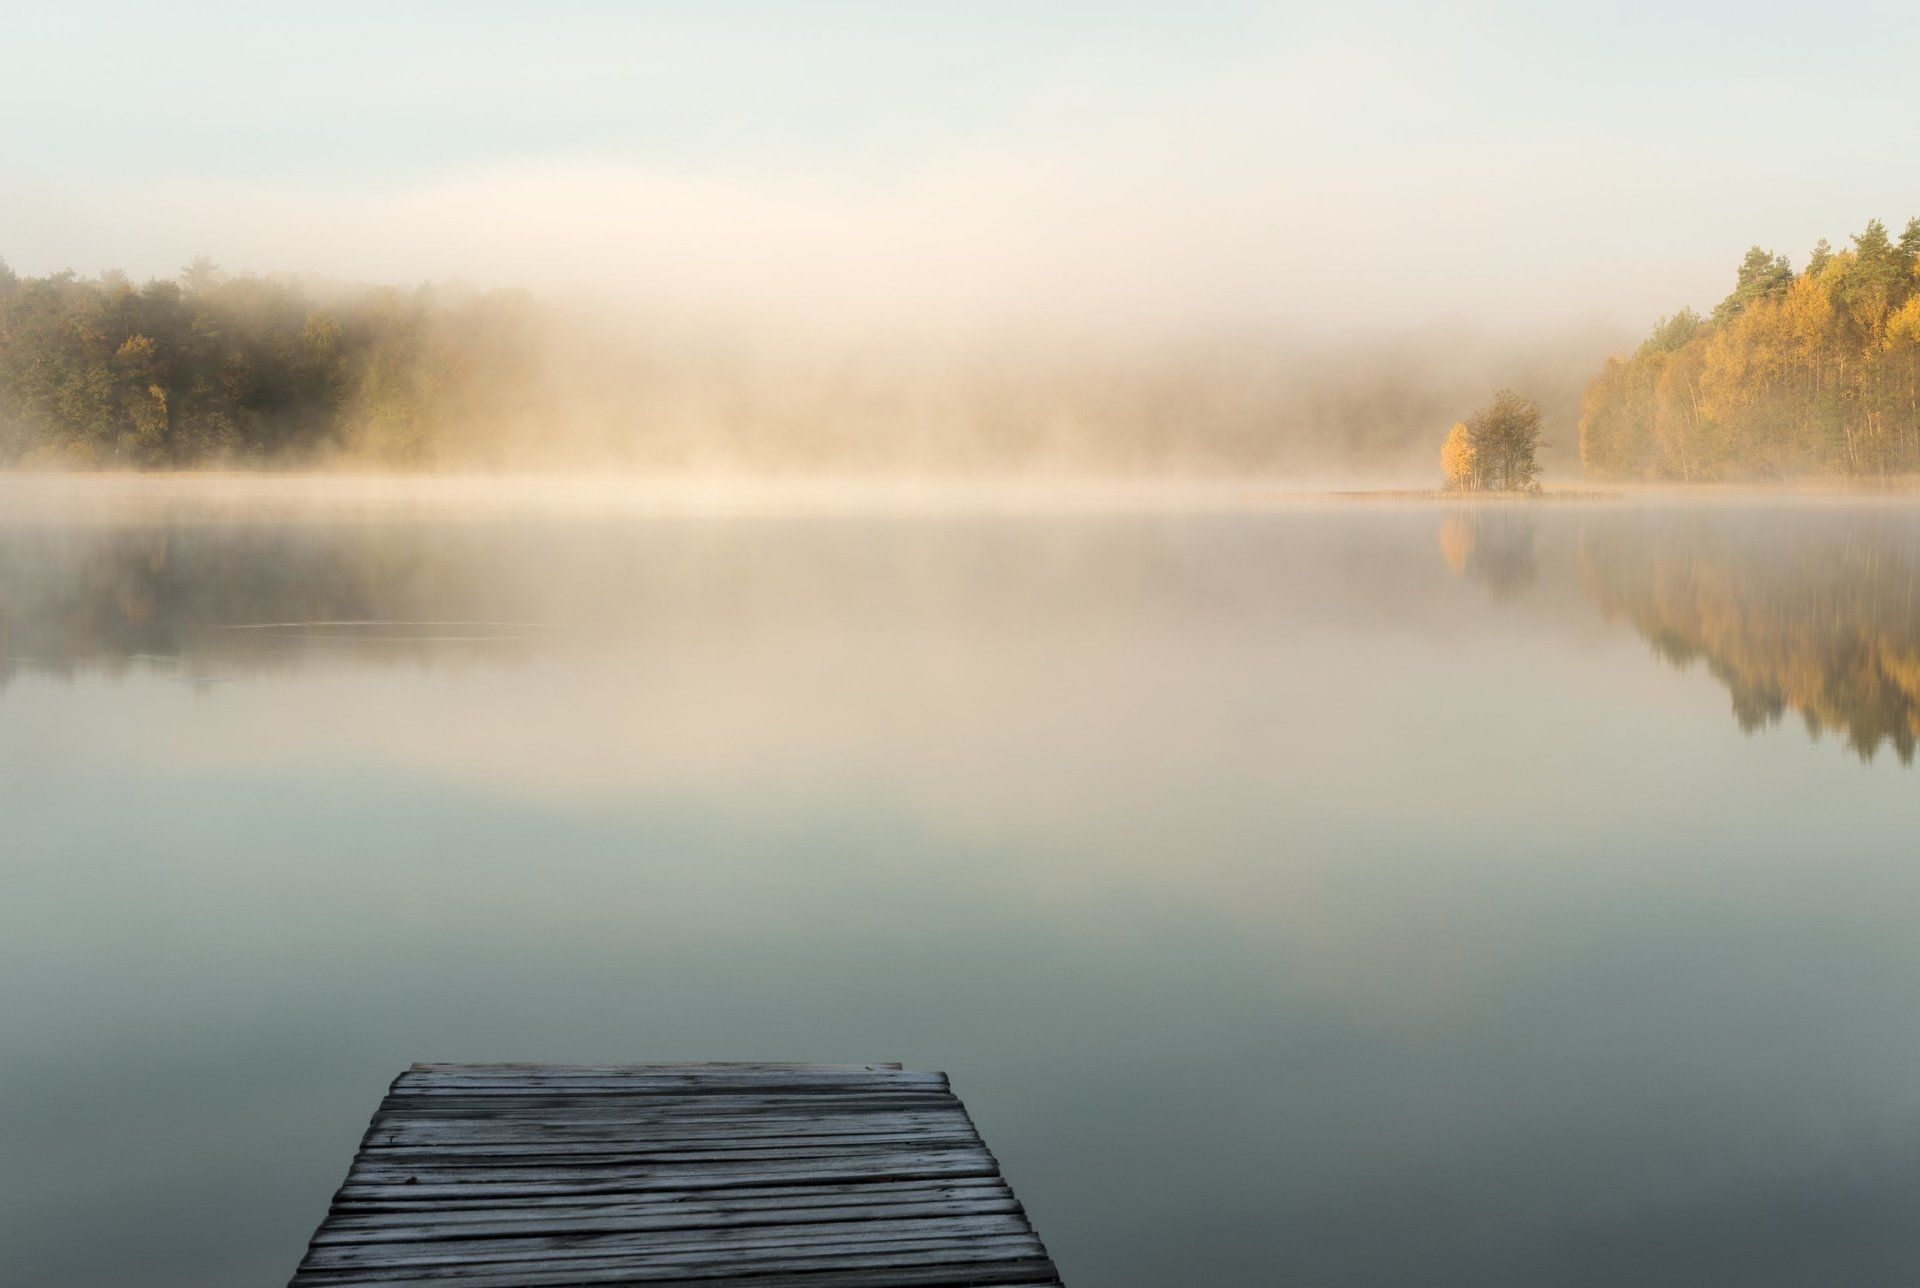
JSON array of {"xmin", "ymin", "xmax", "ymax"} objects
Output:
[{"xmin": 1440, "ymin": 390, "xmax": 1545, "ymax": 493}]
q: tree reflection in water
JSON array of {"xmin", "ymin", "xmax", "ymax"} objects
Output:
[
  {"xmin": 1580, "ymin": 512, "xmax": 1920, "ymax": 763},
  {"xmin": 1438, "ymin": 508, "xmax": 1537, "ymax": 599},
  {"xmin": 0, "ymin": 522, "xmax": 551, "ymax": 685}
]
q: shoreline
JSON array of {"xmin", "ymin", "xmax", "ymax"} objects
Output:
[{"xmin": 9, "ymin": 470, "xmax": 1920, "ymax": 514}]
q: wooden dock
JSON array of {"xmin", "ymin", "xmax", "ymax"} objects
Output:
[{"xmin": 288, "ymin": 1063, "xmax": 1063, "ymax": 1286}]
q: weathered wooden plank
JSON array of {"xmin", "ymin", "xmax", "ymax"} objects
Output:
[
  {"xmin": 355, "ymin": 1118, "xmax": 981, "ymax": 1149},
  {"xmin": 403, "ymin": 1064, "xmax": 916, "ymax": 1081},
  {"xmin": 409, "ymin": 1063, "xmax": 908, "ymax": 1074},
  {"xmin": 325, "ymin": 1177, "xmax": 1014, "ymax": 1216},
  {"xmin": 348, "ymin": 1140, "xmax": 994, "ymax": 1172},
  {"xmin": 396, "ymin": 1073, "xmax": 945, "ymax": 1090},
  {"xmin": 300, "ymin": 1214, "xmax": 1040, "ymax": 1270},
  {"xmin": 327, "ymin": 1176, "xmax": 1010, "ymax": 1212},
  {"xmin": 348, "ymin": 1144, "xmax": 996, "ymax": 1177},
  {"xmin": 299, "ymin": 1256, "xmax": 1062, "ymax": 1288},
  {"xmin": 366, "ymin": 1108, "xmax": 973, "ymax": 1140},
  {"xmin": 289, "ymin": 1063, "xmax": 1060, "ymax": 1286},
  {"xmin": 354, "ymin": 1141, "xmax": 989, "ymax": 1171},
  {"xmin": 317, "ymin": 1211, "xmax": 1034, "ymax": 1252},
  {"xmin": 293, "ymin": 1236, "xmax": 1048, "ymax": 1284},
  {"xmin": 390, "ymin": 1070, "xmax": 942, "ymax": 1088},
  {"xmin": 361, "ymin": 1129, "xmax": 981, "ymax": 1157},
  {"xmin": 314, "ymin": 1195, "xmax": 1027, "ymax": 1245},
  {"xmin": 333, "ymin": 1162, "xmax": 1003, "ymax": 1203},
  {"xmin": 357, "ymin": 1133, "xmax": 978, "ymax": 1158},
  {"xmin": 367, "ymin": 1093, "xmax": 957, "ymax": 1117}
]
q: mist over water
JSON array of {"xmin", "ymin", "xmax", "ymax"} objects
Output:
[
  {"xmin": 5, "ymin": 477, "xmax": 1920, "ymax": 1287},
  {"xmin": 0, "ymin": 251, "xmax": 1625, "ymax": 476}
]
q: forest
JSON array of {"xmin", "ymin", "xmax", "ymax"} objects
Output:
[
  {"xmin": 0, "ymin": 258, "xmax": 543, "ymax": 467},
  {"xmin": 1581, "ymin": 219, "xmax": 1920, "ymax": 480}
]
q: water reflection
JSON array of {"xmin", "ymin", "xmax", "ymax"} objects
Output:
[
  {"xmin": 0, "ymin": 524, "xmax": 567, "ymax": 683},
  {"xmin": 1578, "ymin": 510, "xmax": 1920, "ymax": 763},
  {"xmin": 8, "ymin": 485, "xmax": 1920, "ymax": 1288},
  {"xmin": 11, "ymin": 496, "xmax": 1920, "ymax": 753},
  {"xmin": 12, "ymin": 499, "xmax": 1920, "ymax": 773},
  {"xmin": 1438, "ymin": 509, "xmax": 1537, "ymax": 598}
]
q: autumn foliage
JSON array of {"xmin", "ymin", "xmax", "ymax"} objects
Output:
[
  {"xmin": 1441, "ymin": 422, "xmax": 1475, "ymax": 490},
  {"xmin": 1581, "ymin": 219, "xmax": 1920, "ymax": 480},
  {"xmin": 1441, "ymin": 391, "xmax": 1543, "ymax": 491}
]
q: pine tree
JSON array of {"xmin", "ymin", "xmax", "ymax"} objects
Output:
[
  {"xmin": 1897, "ymin": 218, "xmax": 1920, "ymax": 278},
  {"xmin": 1713, "ymin": 247, "xmax": 1794, "ymax": 323}
]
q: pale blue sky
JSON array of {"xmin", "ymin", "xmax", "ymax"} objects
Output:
[{"xmin": 5, "ymin": 1, "xmax": 1918, "ymax": 330}]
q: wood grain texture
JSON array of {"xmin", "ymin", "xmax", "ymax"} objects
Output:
[{"xmin": 288, "ymin": 1063, "xmax": 1062, "ymax": 1286}]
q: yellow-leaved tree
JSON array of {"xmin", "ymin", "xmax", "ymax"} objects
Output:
[{"xmin": 1440, "ymin": 421, "xmax": 1475, "ymax": 490}]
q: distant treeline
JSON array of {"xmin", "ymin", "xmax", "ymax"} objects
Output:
[
  {"xmin": 0, "ymin": 257, "xmax": 540, "ymax": 467},
  {"xmin": 1581, "ymin": 219, "xmax": 1920, "ymax": 480},
  {"xmin": 0, "ymin": 256, "xmax": 1615, "ymax": 472}
]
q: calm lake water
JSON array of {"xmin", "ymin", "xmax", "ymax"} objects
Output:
[{"xmin": 6, "ymin": 477, "xmax": 1920, "ymax": 1287}]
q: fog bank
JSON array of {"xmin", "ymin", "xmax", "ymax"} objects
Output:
[{"xmin": 0, "ymin": 259, "xmax": 1624, "ymax": 475}]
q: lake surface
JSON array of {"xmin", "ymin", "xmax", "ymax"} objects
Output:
[{"xmin": 6, "ymin": 476, "xmax": 1920, "ymax": 1287}]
